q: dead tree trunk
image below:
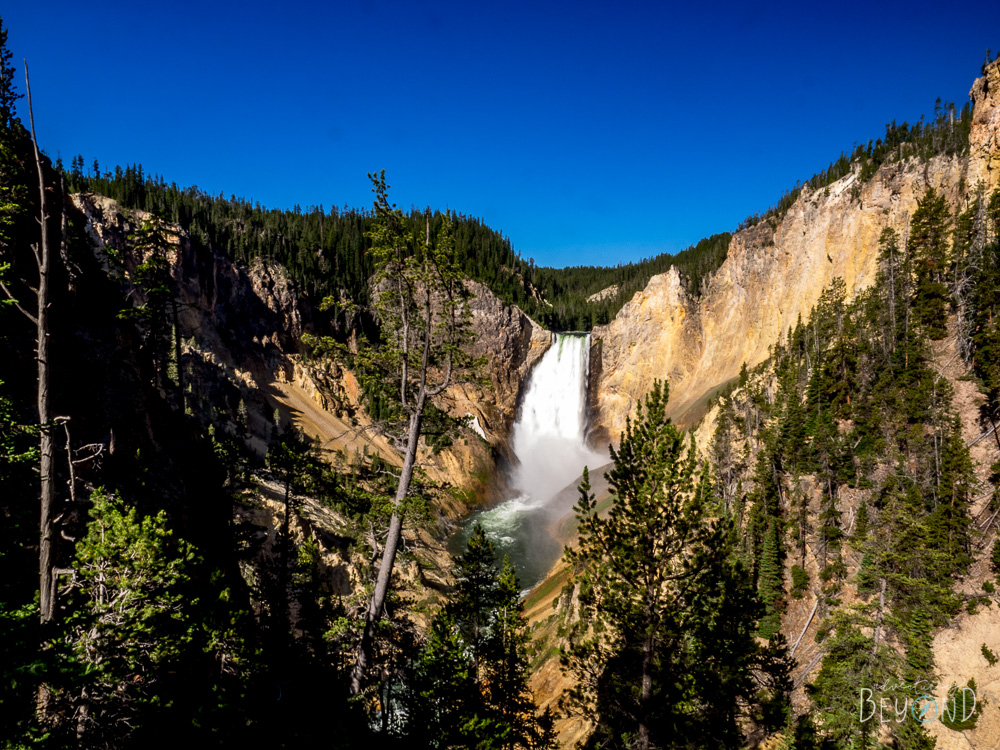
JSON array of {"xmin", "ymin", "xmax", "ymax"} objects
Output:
[
  {"xmin": 26, "ymin": 62, "xmax": 55, "ymax": 623},
  {"xmin": 0, "ymin": 65, "xmax": 58, "ymax": 623}
]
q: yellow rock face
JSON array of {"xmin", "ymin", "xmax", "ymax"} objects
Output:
[
  {"xmin": 969, "ymin": 58, "xmax": 1000, "ymax": 190},
  {"xmin": 592, "ymin": 62, "xmax": 1000, "ymax": 439}
]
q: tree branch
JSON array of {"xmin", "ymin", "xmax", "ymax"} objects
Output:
[
  {"xmin": 427, "ymin": 350, "xmax": 454, "ymax": 396},
  {"xmin": 0, "ymin": 280, "xmax": 38, "ymax": 323}
]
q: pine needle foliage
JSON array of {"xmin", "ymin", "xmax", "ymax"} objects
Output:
[
  {"xmin": 562, "ymin": 380, "xmax": 790, "ymax": 749},
  {"xmin": 408, "ymin": 525, "xmax": 549, "ymax": 749}
]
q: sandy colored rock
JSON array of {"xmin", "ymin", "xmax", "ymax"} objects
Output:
[
  {"xmin": 70, "ymin": 193, "xmax": 548, "ymax": 508},
  {"xmin": 968, "ymin": 58, "xmax": 1000, "ymax": 192},
  {"xmin": 586, "ymin": 284, "xmax": 619, "ymax": 303},
  {"xmin": 592, "ymin": 60, "xmax": 1000, "ymax": 439},
  {"xmin": 594, "ymin": 154, "xmax": 963, "ymax": 436},
  {"xmin": 926, "ymin": 608, "xmax": 1000, "ymax": 750}
]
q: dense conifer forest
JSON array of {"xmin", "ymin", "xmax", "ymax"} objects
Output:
[
  {"xmin": 3, "ymin": 11, "xmax": 1000, "ymax": 748},
  {"xmin": 57, "ymin": 161, "xmax": 737, "ymax": 331}
]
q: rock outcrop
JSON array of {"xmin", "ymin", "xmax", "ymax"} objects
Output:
[
  {"xmin": 969, "ymin": 58, "xmax": 1000, "ymax": 189},
  {"xmin": 70, "ymin": 193, "xmax": 547, "ymax": 503},
  {"xmin": 443, "ymin": 280, "xmax": 550, "ymax": 445},
  {"xmin": 586, "ymin": 284, "xmax": 619, "ymax": 303},
  {"xmin": 591, "ymin": 61, "xmax": 1000, "ymax": 439}
]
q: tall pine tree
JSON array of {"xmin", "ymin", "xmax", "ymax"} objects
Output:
[
  {"xmin": 910, "ymin": 187, "xmax": 952, "ymax": 340},
  {"xmin": 562, "ymin": 381, "xmax": 790, "ymax": 750}
]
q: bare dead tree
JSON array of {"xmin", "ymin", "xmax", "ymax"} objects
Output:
[
  {"xmin": 29, "ymin": 62, "xmax": 56, "ymax": 622},
  {"xmin": 0, "ymin": 61, "xmax": 58, "ymax": 621}
]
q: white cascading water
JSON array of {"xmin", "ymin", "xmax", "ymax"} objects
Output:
[
  {"xmin": 450, "ymin": 333, "xmax": 608, "ymax": 590},
  {"xmin": 510, "ymin": 333, "xmax": 606, "ymax": 502}
]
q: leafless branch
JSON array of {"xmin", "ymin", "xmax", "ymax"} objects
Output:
[
  {"xmin": 72, "ymin": 443, "xmax": 106, "ymax": 467},
  {"xmin": 0, "ymin": 280, "xmax": 38, "ymax": 323}
]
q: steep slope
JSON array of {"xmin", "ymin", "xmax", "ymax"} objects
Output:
[
  {"xmin": 923, "ymin": 323, "xmax": 1000, "ymax": 750},
  {"xmin": 71, "ymin": 193, "xmax": 548, "ymax": 506},
  {"xmin": 592, "ymin": 62, "xmax": 1000, "ymax": 439}
]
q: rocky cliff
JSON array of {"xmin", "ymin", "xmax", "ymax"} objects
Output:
[
  {"xmin": 969, "ymin": 59, "xmax": 1000, "ymax": 189},
  {"xmin": 592, "ymin": 61, "xmax": 1000, "ymax": 439},
  {"xmin": 440, "ymin": 280, "xmax": 550, "ymax": 447},
  {"xmin": 71, "ymin": 194, "xmax": 548, "ymax": 505}
]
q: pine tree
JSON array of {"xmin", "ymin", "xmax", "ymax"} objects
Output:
[
  {"xmin": 969, "ymin": 190, "xmax": 1000, "ymax": 437},
  {"xmin": 409, "ymin": 525, "xmax": 545, "ymax": 749},
  {"xmin": 348, "ymin": 177, "xmax": 482, "ymax": 695},
  {"xmin": 482, "ymin": 557, "xmax": 542, "ymax": 750},
  {"xmin": 758, "ymin": 517, "xmax": 785, "ymax": 638},
  {"xmin": 53, "ymin": 490, "xmax": 253, "ymax": 748},
  {"xmin": 807, "ymin": 607, "xmax": 905, "ymax": 749},
  {"xmin": 825, "ymin": 476, "xmax": 961, "ymax": 747},
  {"xmin": 0, "ymin": 18, "xmax": 21, "ymax": 131},
  {"xmin": 121, "ymin": 216, "xmax": 182, "ymax": 405},
  {"xmin": 815, "ymin": 419, "xmax": 844, "ymax": 577},
  {"xmin": 910, "ymin": 187, "xmax": 952, "ymax": 340},
  {"xmin": 852, "ymin": 499, "xmax": 870, "ymax": 549},
  {"xmin": 408, "ymin": 613, "xmax": 479, "ymax": 749},
  {"xmin": 777, "ymin": 367, "xmax": 807, "ymax": 472},
  {"xmin": 709, "ymin": 396, "xmax": 742, "ymax": 514},
  {"xmin": 562, "ymin": 380, "xmax": 790, "ymax": 749},
  {"xmin": 264, "ymin": 424, "xmax": 335, "ymax": 646},
  {"xmin": 448, "ymin": 524, "xmax": 499, "ymax": 668},
  {"xmin": 926, "ymin": 425, "xmax": 975, "ymax": 572}
]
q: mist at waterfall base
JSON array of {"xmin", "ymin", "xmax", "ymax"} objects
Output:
[{"xmin": 449, "ymin": 334, "xmax": 608, "ymax": 591}]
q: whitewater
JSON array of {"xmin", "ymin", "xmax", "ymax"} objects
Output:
[{"xmin": 449, "ymin": 333, "xmax": 608, "ymax": 590}]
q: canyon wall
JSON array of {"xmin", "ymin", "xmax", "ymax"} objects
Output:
[
  {"xmin": 70, "ymin": 194, "xmax": 547, "ymax": 503},
  {"xmin": 441, "ymin": 280, "xmax": 550, "ymax": 446},
  {"xmin": 592, "ymin": 62, "xmax": 1000, "ymax": 439}
]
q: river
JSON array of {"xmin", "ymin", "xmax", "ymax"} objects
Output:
[{"xmin": 448, "ymin": 333, "xmax": 609, "ymax": 590}]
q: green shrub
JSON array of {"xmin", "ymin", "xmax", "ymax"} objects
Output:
[
  {"xmin": 940, "ymin": 679, "xmax": 982, "ymax": 731},
  {"xmin": 790, "ymin": 565, "xmax": 809, "ymax": 599},
  {"xmin": 982, "ymin": 643, "xmax": 998, "ymax": 667}
]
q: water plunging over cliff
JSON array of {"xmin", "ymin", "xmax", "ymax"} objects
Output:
[{"xmin": 449, "ymin": 333, "xmax": 607, "ymax": 589}]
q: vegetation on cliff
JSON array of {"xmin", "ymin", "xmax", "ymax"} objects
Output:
[
  {"xmin": 2, "ymin": 9, "xmax": 1000, "ymax": 748},
  {"xmin": 706, "ymin": 183, "xmax": 1000, "ymax": 747}
]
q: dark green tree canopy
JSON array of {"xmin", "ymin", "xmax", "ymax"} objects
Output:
[{"xmin": 562, "ymin": 380, "xmax": 790, "ymax": 750}]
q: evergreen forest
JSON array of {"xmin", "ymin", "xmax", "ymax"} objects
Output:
[{"xmin": 2, "ymin": 12, "xmax": 1000, "ymax": 750}]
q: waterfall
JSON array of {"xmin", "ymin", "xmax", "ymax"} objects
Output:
[
  {"xmin": 510, "ymin": 333, "xmax": 604, "ymax": 504},
  {"xmin": 449, "ymin": 333, "xmax": 608, "ymax": 590}
]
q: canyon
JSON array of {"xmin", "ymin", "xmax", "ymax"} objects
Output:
[
  {"xmin": 53, "ymin": 55, "xmax": 1000, "ymax": 750},
  {"xmin": 592, "ymin": 60, "xmax": 1000, "ymax": 442}
]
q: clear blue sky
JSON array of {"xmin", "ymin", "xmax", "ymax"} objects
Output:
[{"xmin": 4, "ymin": 1, "xmax": 999, "ymax": 268}]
